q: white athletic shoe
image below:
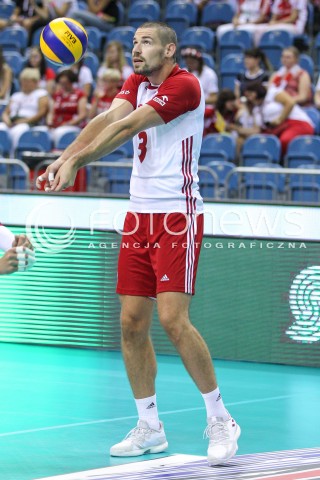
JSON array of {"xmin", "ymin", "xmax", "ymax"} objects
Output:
[
  {"xmin": 110, "ymin": 420, "xmax": 168, "ymax": 457},
  {"xmin": 205, "ymin": 413, "xmax": 241, "ymax": 466}
]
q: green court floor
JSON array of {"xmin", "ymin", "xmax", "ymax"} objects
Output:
[{"xmin": 0, "ymin": 343, "xmax": 319, "ymax": 480}]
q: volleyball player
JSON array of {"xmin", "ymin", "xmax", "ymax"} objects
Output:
[
  {"xmin": 36, "ymin": 22, "xmax": 241, "ymax": 466},
  {"xmin": 0, "ymin": 224, "xmax": 35, "ymax": 274}
]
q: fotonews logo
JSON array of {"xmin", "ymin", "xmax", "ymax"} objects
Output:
[
  {"xmin": 26, "ymin": 201, "xmax": 76, "ymax": 254},
  {"xmin": 286, "ymin": 266, "xmax": 320, "ymax": 343}
]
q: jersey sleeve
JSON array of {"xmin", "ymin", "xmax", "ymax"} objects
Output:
[
  {"xmin": 147, "ymin": 74, "xmax": 201, "ymax": 124},
  {"xmin": 115, "ymin": 74, "xmax": 143, "ymax": 109}
]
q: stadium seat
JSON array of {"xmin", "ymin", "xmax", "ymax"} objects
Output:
[
  {"xmin": 3, "ymin": 51, "xmax": 26, "ymax": 76},
  {"xmin": 55, "ymin": 131, "xmax": 79, "ymax": 150},
  {"xmin": 180, "ymin": 27, "xmax": 215, "ymax": 53},
  {"xmin": 219, "ymin": 30, "xmax": 253, "ymax": 59},
  {"xmin": 304, "ymin": 107, "xmax": 320, "ymax": 135},
  {"xmin": 288, "ymin": 164, "xmax": 320, "ymax": 202},
  {"xmin": 116, "ymin": 0, "xmax": 125, "ymax": 26},
  {"xmin": 0, "ymin": 2, "xmax": 15, "ymax": 18},
  {"xmin": 107, "ymin": 27, "xmax": 135, "ymax": 52},
  {"xmin": 241, "ymin": 135, "xmax": 281, "ymax": 167},
  {"xmin": 86, "ymin": 27, "xmax": 106, "ymax": 55},
  {"xmin": 220, "ymin": 53, "xmax": 244, "ymax": 90},
  {"xmin": 31, "ymin": 27, "xmax": 43, "ymax": 47},
  {"xmin": 200, "ymin": 134, "xmax": 236, "ymax": 164},
  {"xmin": 165, "ymin": 1, "xmax": 198, "ymax": 26},
  {"xmin": 0, "ymin": 26, "xmax": 28, "ymax": 53},
  {"xmin": 202, "ymin": 53, "xmax": 215, "ymax": 69},
  {"xmin": 165, "ymin": 18, "xmax": 191, "ymax": 40},
  {"xmin": 100, "ymin": 148, "xmax": 129, "ymax": 162},
  {"xmin": 198, "ymin": 169, "xmax": 218, "ymax": 199},
  {"xmin": 259, "ymin": 30, "xmax": 293, "ymax": 69},
  {"xmin": 206, "ymin": 160, "xmax": 238, "ymax": 197},
  {"xmin": 241, "ymin": 163, "xmax": 285, "ymax": 200},
  {"xmin": 285, "ymin": 136, "xmax": 320, "ymax": 168},
  {"xmin": 299, "ymin": 54, "xmax": 314, "ymax": 80},
  {"xmin": 121, "ymin": 140, "xmax": 134, "ymax": 158},
  {"xmin": 15, "ymin": 129, "xmax": 52, "ymax": 159},
  {"xmin": 128, "ymin": 0, "xmax": 160, "ymax": 29},
  {"xmin": 0, "ymin": 130, "xmax": 12, "ymax": 157},
  {"xmin": 0, "ymin": 160, "xmax": 29, "ymax": 190},
  {"xmin": 201, "ymin": 2, "xmax": 234, "ymax": 29},
  {"xmin": 83, "ymin": 52, "xmax": 100, "ymax": 76}
]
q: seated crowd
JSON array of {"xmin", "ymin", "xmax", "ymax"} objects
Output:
[{"xmin": 0, "ymin": 0, "xmax": 319, "ymax": 176}]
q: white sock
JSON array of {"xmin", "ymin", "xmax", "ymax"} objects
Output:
[
  {"xmin": 135, "ymin": 394, "xmax": 160, "ymax": 430},
  {"xmin": 201, "ymin": 387, "xmax": 229, "ymax": 420}
]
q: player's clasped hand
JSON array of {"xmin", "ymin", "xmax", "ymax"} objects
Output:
[
  {"xmin": 36, "ymin": 160, "xmax": 77, "ymax": 192},
  {"xmin": 0, "ymin": 246, "xmax": 36, "ymax": 274}
]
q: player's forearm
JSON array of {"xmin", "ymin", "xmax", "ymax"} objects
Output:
[{"xmin": 70, "ymin": 119, "xmax": 134, "ymax": 169}]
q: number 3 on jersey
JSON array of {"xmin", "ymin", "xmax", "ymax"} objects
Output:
[{"xmin": 138, "ymin": 131, "xmax": 147, "ymax": 163}]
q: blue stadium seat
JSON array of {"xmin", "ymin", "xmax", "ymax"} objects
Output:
[
  {"xmin": 3, "ymin": 51, "xmax": 26, "ymax": 76},
  {"xmin": 105, "ymin": 165, "xmax": 131, "ymax": 194},
  {"xmin": 165, "ymin": 18, "xmax": 191, "ymax": 40},
  {"xmin": 86, "ymin": 27, "xmax": 106, "ymax": 54},
  {"xmin": 202, "ymin": 53, "xmax": 215, "ymax": 69},
  {"xmin": 242, "ymin": 163, "xmax": 285, "ymax": 200},
  {"xmin": 128, "ymin": 0, "xmax": 160, "ymax": 29},
  {"xmin": 165, "ymin": 1, "xmax": 198, "ymax": 26},
  {"xmin": 0, "ymin": 161, "xmax": 29, "ymax": 190},
  {"xmin": 124, "ymin": 51, "xmax": 133, "ymax": 68},
  {"xmin": 206, "ymin": 160, "xmax": 238, "ymax": 197},
  {"xmin": 241, "ymin": 135, "xmax": 281, "ymax": 167},
  {"xmin": 0, "ymin": 2, "xmax": 14, "ymax": 18},
  {"xmin": 201, "ymin": 2, "xmax": 234, "ymax": 28},
  {"xmin": 259, "ymin": 30, "xmax": 293, "ymax": 69},
  {"xmin": 304, "ymin": 107, "xmax": 320, "ymax": 135},
  {"xmin": 198, "ymin": 169, "xmax": 217, "ymax": 199},
  {"xmin": 100, "ymin": 148, "xmax": 129, "ymax": 162},
  {"xmin": 31, "ymin": 27, "xmax": 43, "ymax": 47},
  {"xmin": 314, "ymin": 32, "xmax": 320, "ymax": 68},
  {"xmin": 0, "ymin": 26, "xmax": 28, "ymax": 53},
  {"xmin": 55, "ymin": 131, "xmax": 79, "ymax": 150},
  {"xmin": 121, "ymin": 140, "xmax": 134, "ymax": 158},
  {"xmin": 107, "ymin": 27, "xmax": 135, "ymax": 52},
  {"xmin": 0, "ymin": 130, "xmax": 12, "ymax": 157},
  {"xmin": 289, "ymin": 164, "xmax": 320, "ymax": 202},
  {"xmin": 180, "ymin": 27, "xmax": 215, "ymax": 53},
  {"xmin": 116, "ymin": 0, "xmax": 125, "ymax": 26},
  {"xmin": 200, "ymin": 134, "xmax": 236, "ymax": 164},
  {"xmin": 219, "ymin": 30, "xmax": 253, "ymax": 59},
  {"xmin": 299, "ymin": 54, "xmax": 314, "ymax": 80},
  {"xmin": 83, "ymin": 52, "xmax": 99, "ymax": 76},
  {"xmin": 285, "ymin": 136, "xmax": 320, "ymax": 168},
  {"xmin": 220, "ymin": 53, "xmax": 244, "ymax": 90},
  {"xmin": 15, "ymin": 129, "xmax": 52, "ymax": 159}
]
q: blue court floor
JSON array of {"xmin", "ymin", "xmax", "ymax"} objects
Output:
[{"xmin": 0, "ymin": 343, "xmax": 319, "ymax": 480}]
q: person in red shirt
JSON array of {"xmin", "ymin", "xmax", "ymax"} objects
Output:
[
  {"xmin": 47, "ymin": 69, "xmax": 88, "ymax": 147},
  {"xmin": 89, "ymin": 68, "xmax": 121, "ymax": 119}
]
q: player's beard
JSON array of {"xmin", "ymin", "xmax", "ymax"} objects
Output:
[{"xmin": 133, "ymin": 53, "xmax": 165, "ymax": 76}]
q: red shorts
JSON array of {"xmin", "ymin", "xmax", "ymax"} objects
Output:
[{"xmin": 116, "ymin": 212, "xmax": 204, "ymax": 297}]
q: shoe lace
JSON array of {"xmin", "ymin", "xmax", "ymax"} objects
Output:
[
  {"xmin": 203, "ymin": 421, "xmax": 230, "ymax": 444},
  {"xmin": 125, "ymin": 425, "xmax": 151, "ymax": 443}
]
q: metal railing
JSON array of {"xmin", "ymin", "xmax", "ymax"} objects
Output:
[{"xmin": 0, "ymin": 158, "xmax": 30, "ymax": 190}]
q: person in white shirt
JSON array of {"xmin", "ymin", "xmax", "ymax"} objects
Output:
[
  {"xmin": 0, "ymin": 68, "xmax": 49, "ymax": 153},
  {"xmin": 0, "ymin": 224, "xmax": 35, "ymax": 274},
  {"xmin": 37, "ymin": 21, "xmax": 241, "ymax": 467},
  {"xmin": 181, "ymin": 47, "xmax": 218, "ymax": 105}
]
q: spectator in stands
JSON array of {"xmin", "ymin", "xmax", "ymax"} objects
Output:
[
  {"xmin": 244, "ymin": 83, "xmax": 314, "ymax": 155},
  {"xmin": 46, "ymin": 69, "xmax": 87, "ymax": 146},
  {"xmin": 314, "ymin": 75, "xmax": 320, "ymax": 109},
  {"xmin": 0, "ymin": 47, "xmax": 13, "ymax": 102},
  {"xmin": 235, "ymin": 48, "xmax": 271, "ymax": 99},
  {"xmin": 269, "ymin": 46, "xmax": 313, "ymax": 107},
  {"xmin": 0, "ymin": 68, "xmax": 49, "ymax": 153},
  {"xmin": 89, "ymin": 68, "xmax": 121, "ymax": 119},
  {"xmin": 216, "ymin": 0, "xmax": 272, "ymax": 45},
  {"xmin": 4, "ymin": 0, "xmax": 44, "ymax": 45},
  {"xmin": 72, "ymin": 0, "xmax": 119, "ymax": 33},
  {"xmin": 181, "ymin": 47, "xmax": 218, "ymax": 105},
  {"xmin": 23, "ymin": 0, "xmax": 79, "ymax": 44},
  {"xmin": 69, "ymin": 59, "xmax": 94, "ymax": 99},
  {"xmin": 25, "ymin": 46, "xmax": 56, "ymax": 96},
  {"xmin": 256, "ymin": 0, "xmax": 308, "ymax": 44},
  {"xmin": 97, "ymin": 41, "xmax": 133, "ymax": 83}
]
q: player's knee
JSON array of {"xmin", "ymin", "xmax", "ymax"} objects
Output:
[
  {"xmin": 159, "ymin": 314, "xmax": 188, "ymax": 345},
  {"xmin": 121, "ymin": 313, "xmax": 149, "ymax": 343}
]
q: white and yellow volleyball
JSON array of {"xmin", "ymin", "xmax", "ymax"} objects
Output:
[{"xmin": 40, "ymin": 17, "xmax": 88, "ymax": 66}]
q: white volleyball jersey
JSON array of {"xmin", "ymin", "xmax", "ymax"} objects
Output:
[{"xmin": 116, "ymin": 65, "xmax": 205, "ymax": 214}]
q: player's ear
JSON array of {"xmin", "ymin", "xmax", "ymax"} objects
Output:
[{"xmin": 166, "ymin": 43, "xmax": 176, "ymax": 60}]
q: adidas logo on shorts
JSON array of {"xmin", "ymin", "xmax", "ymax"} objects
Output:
[{"xmin": 160, "ymin": 274, "xmax": 170, "ymax": 282}]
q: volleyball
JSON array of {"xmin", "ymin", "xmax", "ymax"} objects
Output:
[{"xmin": 40, "ymin": 17, "xmax": 88, "ymax": 66}]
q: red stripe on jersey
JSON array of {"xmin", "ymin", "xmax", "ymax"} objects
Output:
[{"xmin": 181, "ymin": 136, "xmax": 195, "ymax": 215}]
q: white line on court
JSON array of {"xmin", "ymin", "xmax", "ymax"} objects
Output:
[{"xmin": 0, "ymin": 394, "xmax": 297, "ymax": 438}]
